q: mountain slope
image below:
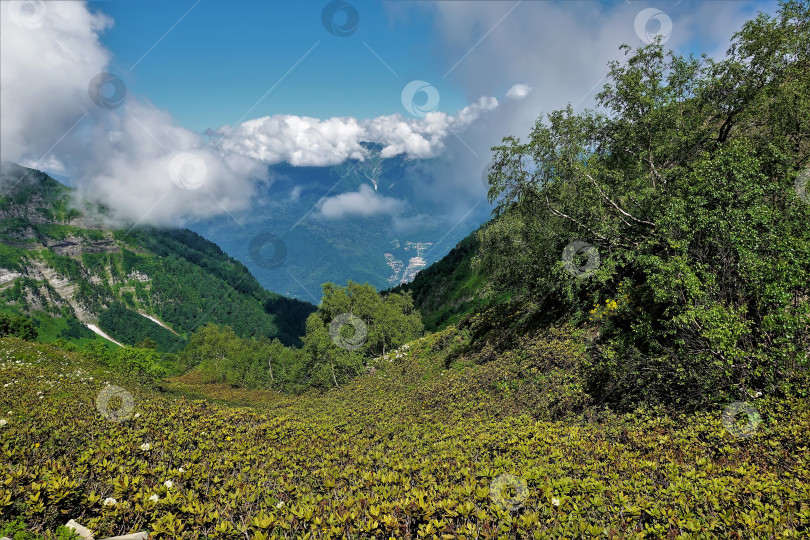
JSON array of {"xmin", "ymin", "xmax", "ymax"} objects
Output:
[
  {"xmin": 193, "ymin": 143, "xmax": 491, "ymax": 301},
  {"xmin": 386, "ymin": 222, "xmax": 499, "ymax": 331},
  {"xmin": 3, "ymin": 336, "xmax": 809, "ymax": 538},
  {"xmin": 0, "ymin": 162, "xmax": 315, "ymax": 350}
]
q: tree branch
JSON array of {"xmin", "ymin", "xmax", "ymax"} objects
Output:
[{"xmin": 584, "ymin": 173, "xmax": 656, "ymax": 227}]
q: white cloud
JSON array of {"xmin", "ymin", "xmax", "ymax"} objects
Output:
[
  {"xmin": 317, "ymin": 184, "xmax": 405, "ymax": 219},
  {"xmin": 212, "ymin": 95, "xmax": 499, "ymax": 167},
  {"xmin": 505, "ymin": 84, "xmax": 532, "ymax": 100},
  {"xmin": 0, "ymin": 1, "xmax": 499, "ymax": 227},
  {"xmin": 68, "ymin": 101, "xmax": 267, "ymax": 226},
  {"xmin": 289, "ymin": 185, "xmax": 302, "ymax": 202},
  {"xmin": 0, "ymin": 1, "xmax": 111, "ymax": 163},
  {"xmin": 0, "ymin": 0, "xmax": 766, "ymax": 231},
  {"xmin": 22, "ymin": 155, "xmax": 65, "ymax": 174},
  {"xmin": 382, "ymin": 0, "xmax": 767, "ymax": 210},
  {"xmin": 0, "ymin": 0, "xmax": 502, "ymax": 227},
  {"xmin": 0, "ymin": 2, "xmax": 265, "ymax": 226}
]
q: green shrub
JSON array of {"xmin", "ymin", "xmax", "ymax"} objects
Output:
[{"xmin": 0, "ymin": 314, "xmax": 37, "ymax": 341}]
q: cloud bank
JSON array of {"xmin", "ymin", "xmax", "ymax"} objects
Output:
[
  {"xmin": 0, "ymin": 0, "xmax": 767, "ymax": 231},
  {"xmin": 381, "ymin": 0, "xmax": 767, "ymax": 221},
  {"xmin": 210, "ymin": 96, "xmax": 498, "ymax": 167},
  {"xmin": 0, "ymin": 1, "xmax": 500, "ymax": 227}
]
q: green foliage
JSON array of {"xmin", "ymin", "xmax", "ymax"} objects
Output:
[
  {"xmin": 0, "ymin": 517, "xmax": 79, "ymax": 540},
  {"xmin": 177, "ymin": 283, "xmax": 423, "ymax": 391},
  {"xmin": 4, "ymin": 7, "xmax": 810, "ymax": 537},
  {"xmin": 0, "ymin": 307, "xmax": 99, "ymax": 347},
  {"xmin": 37, "ymin": 251, "xmax": 83, "ymax": 283},
  {"xmin": 178, "ymin": 324, "xmax": 292, "ymax": 390},
  {"xmin": 134, "ymin": 337, "xmax": 158, "ymax": 350},
  {"xmin": 0, "ymin": 243, "xmax": 24, "ymax": 271},
  {"xmin": 0, "ymin": 313, "xmax": 37, "ymax": 341},
  {"xmin": 79, "ymin": 252, "xmax": 107, "ymax": 277},
  {"xmin": 115, "ymin": 228, "xmax": 315, "ymax": 346},
  {"xmin": 387, "ymin": 227, "xmax": 496, "ymax": 331},
  {"xmin": 301, "ymin": 281, "xmax": 424, "ymax": 388},
  {"xmin": 0, "ymin": 163, "xmax": 77, "ymax": 246},
  {"xmin": 98, "ymin": 303, "xmax": 186, "ymax": 353},
  {"xmin": 1, "ymin": 163, "xmax": 316, "ymax": 351},
  {"xmin": 57, "ymin": 318, "xmax": 94, "ymax": 341},
  {"xmin": 2, "ymin": 336, "xmax": 810, "ymax": 539},
  {"xmin": 81, "ymin": 339, "xmax": 179, "ymax": 384},
  {"xmin": 478, "ymin": 1, "xmax": 810, "ymax": 409}
]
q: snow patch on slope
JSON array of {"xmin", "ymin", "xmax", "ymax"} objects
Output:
[
  {"xmin": 86, "ymin": 324, "xmax": 124, "ymax": 347},
  {"xmin": 138, "ymin": 312, "xmax": 178, "ymax": 335}
]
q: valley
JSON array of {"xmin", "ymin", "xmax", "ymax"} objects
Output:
[{"xmin": 1, "ymin": 1, "xmax": 809, "ymax": 538}]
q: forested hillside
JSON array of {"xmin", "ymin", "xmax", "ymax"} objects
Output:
[
  {"xmin": 0, "ymin": 162, "xmax": 315, "ymax": 350},
  {"xmin": 401, "ymin": 1, "xmax": 810, "ymax": 411},
  {"xmin": 386, "ymin": 225, "xmax": 494, "ymax": 332}
]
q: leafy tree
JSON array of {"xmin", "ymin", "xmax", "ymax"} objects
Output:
[
  {"xmin": 134, "ymin": 337, "xmax": 158, "ymax": 350},
  {"xmin": 0, "ymin": 313, "xmax": 37, "ymax": 341},
  {"xmin": 179, "ymin": 324, "xmax": 240, "ymax": 380},
  {"xmin": 478, "ymin": 0, "xmax": 810, "ymax": 408},
  {"xmin": 58, "ymin": 317, "xmax": 94, "ymax": 340},
  {"xmin": 179, "ymin": 283, "xmax": 423, "ymax": 390},
  {"xmin": 82, "ymin": 339, "xmax": 178, "ymax": 384},
  {"xmin": 179, "ymin": 324, "xmax": 288, "ymax": 389},
  {"xmin": 302, "ymin": 282, "xmax": 423, "ymax": 388}
]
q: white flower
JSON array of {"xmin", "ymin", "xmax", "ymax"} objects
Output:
[
  {"xmin": 551, "ymin": 497, "xmax": 560, "ymax": 507},
  {"xmin": 163, "ymin": 480, "xmax": 173, "ymax": 488},
  {"xmin": 148, "ymin": 494, "xmax": 159, "ymax": 502},
  {"xmin": 0, "ymin": 419, "xmax": 7, "ymax": 427},
  {"xmin": 140, "ymin": 443, "xmax": 151, "ymax": 451},
  {"xmin": 755, "ymin": 391, "xmax": 763, "ymax": 397},
  {"xmin": 134, "ymin": 413, "xmax": 141, "ymax": 419},
  {"xmin": 275, "ymin": 501, "xmax": 284, "ymax": 509},
  {"xmin": 178, "ymin": 467, "xmax": 185, "ymax": 473},
  {"xmin": 103, "ymin": 497, "xmax": 117, "ymax": 507}
]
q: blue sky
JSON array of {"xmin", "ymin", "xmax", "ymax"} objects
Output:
[
  {"xmin": 84, "ymin": 0, "xmax": 772, "ymax": 134},
  {"xmin": 89, "ymin": 0, "xmax": 469, "ymax": 132}
]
